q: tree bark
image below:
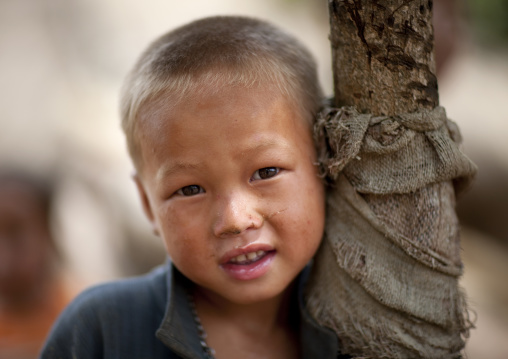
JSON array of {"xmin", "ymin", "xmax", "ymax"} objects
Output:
[{"xmin": 330, "ymin": 0, "xmax": 438, "ymax": 115}]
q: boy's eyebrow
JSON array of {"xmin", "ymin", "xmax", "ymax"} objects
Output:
[
  {"xmin": 156, "ymin": 162, "xmax": 202, "ymax": 180},
  {"xmin": 239, "ymin": 138, "xmax": 291, "ymax": 155}
]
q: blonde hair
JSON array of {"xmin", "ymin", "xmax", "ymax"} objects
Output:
[{"xmin": 120, "ymin": 16, "xmax": 323, "ymax": 168}]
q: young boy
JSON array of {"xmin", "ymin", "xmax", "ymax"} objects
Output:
[{"xmin": 41, "ymin": 16, "xmax": 340, "ymax": 359}]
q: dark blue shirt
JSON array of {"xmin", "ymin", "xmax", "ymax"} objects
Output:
[{"xmin": 40, "ymin": 262, "xmax": 340, "ymax": 358}]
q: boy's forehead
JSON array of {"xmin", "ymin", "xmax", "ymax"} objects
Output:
[
  {"xmin": 136, "ymin": 83, "xmax": 312, "ymax": 155},
  {"xmin": 139, "ymin": 81, "xmax": 307, "ymax": 130}
]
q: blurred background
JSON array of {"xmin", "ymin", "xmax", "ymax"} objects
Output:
[{"xmin": 0, "ymin": 0, "xmax": 506, "ymax": 358}]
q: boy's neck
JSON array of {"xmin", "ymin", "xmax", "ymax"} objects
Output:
[
  {"xmin": 192, "ymin": 282, "xmax": 299, "ymax": 359},
  {"xmin": 194, "ymin": 282, "xmax": 295, "ymax": 329}
]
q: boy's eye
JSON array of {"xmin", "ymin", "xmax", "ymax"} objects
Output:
[
  {"xmin": 252, "ymin": 167, "xmax": 280, "ymax": 181},
  {"xmin": 176, "ymin": 185, "xmax": 204, "ymax": 196}
]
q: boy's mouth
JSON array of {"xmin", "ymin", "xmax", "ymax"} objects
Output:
[
  {"xmin": 220, "ymin": 243, "xmax": 274, "ymax": 265},
  {"xmin": 221, "ymin": 249, "xmax": 276, "ymax": 281},
  {"xmin": 228, "ymin": 250, "xmax": 268, "ymax": 264}
]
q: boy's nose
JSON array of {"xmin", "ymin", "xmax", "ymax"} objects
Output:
[{"xmin": 212, "ymin": 191, "xmax": 263, "ymax": 238}]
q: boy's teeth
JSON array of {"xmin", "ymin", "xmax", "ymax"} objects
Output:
[{"xmin": 230, "ymin": 250, "xmax": 266, "ymax": 264}]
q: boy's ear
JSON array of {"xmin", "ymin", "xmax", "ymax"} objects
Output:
[{"xmin": 133, "ymin": 173, "xmax": 160, "ymax": 236}]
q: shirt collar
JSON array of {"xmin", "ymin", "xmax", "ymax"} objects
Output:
[{"xmin": 156, "ymin": 262, "xmax": 204, "ymax": 359}]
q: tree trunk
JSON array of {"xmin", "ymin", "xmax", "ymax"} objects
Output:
[
  {"xmin": 330, "ymin": 0, "xmax": 438, "ymax": 115},
  {"xmin": 304, "ymin": 1, "xmax": 476, "ymax": 358}
]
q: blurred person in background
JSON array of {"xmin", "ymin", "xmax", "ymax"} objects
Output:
[{"xmin": 0, "ymin": 168, "xmax": 76, "ymax": 359}]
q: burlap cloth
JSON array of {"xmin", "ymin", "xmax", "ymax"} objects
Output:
[{"xmin": 305, "ymin": 105, "xmax": 477, "ymax": 359}]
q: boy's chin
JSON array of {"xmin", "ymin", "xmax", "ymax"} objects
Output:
[
  {"xmin": 229, "ymin": 291, "xmax": 282, "ymax": 305},
  {"xmin": 199, "ymin": 282, "xmax": 292, "ymax": 307}
]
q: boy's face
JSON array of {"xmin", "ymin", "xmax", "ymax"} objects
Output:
[{"xmin": 135, "ymin": 83, "xmax": 325, "ymax": 305}]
